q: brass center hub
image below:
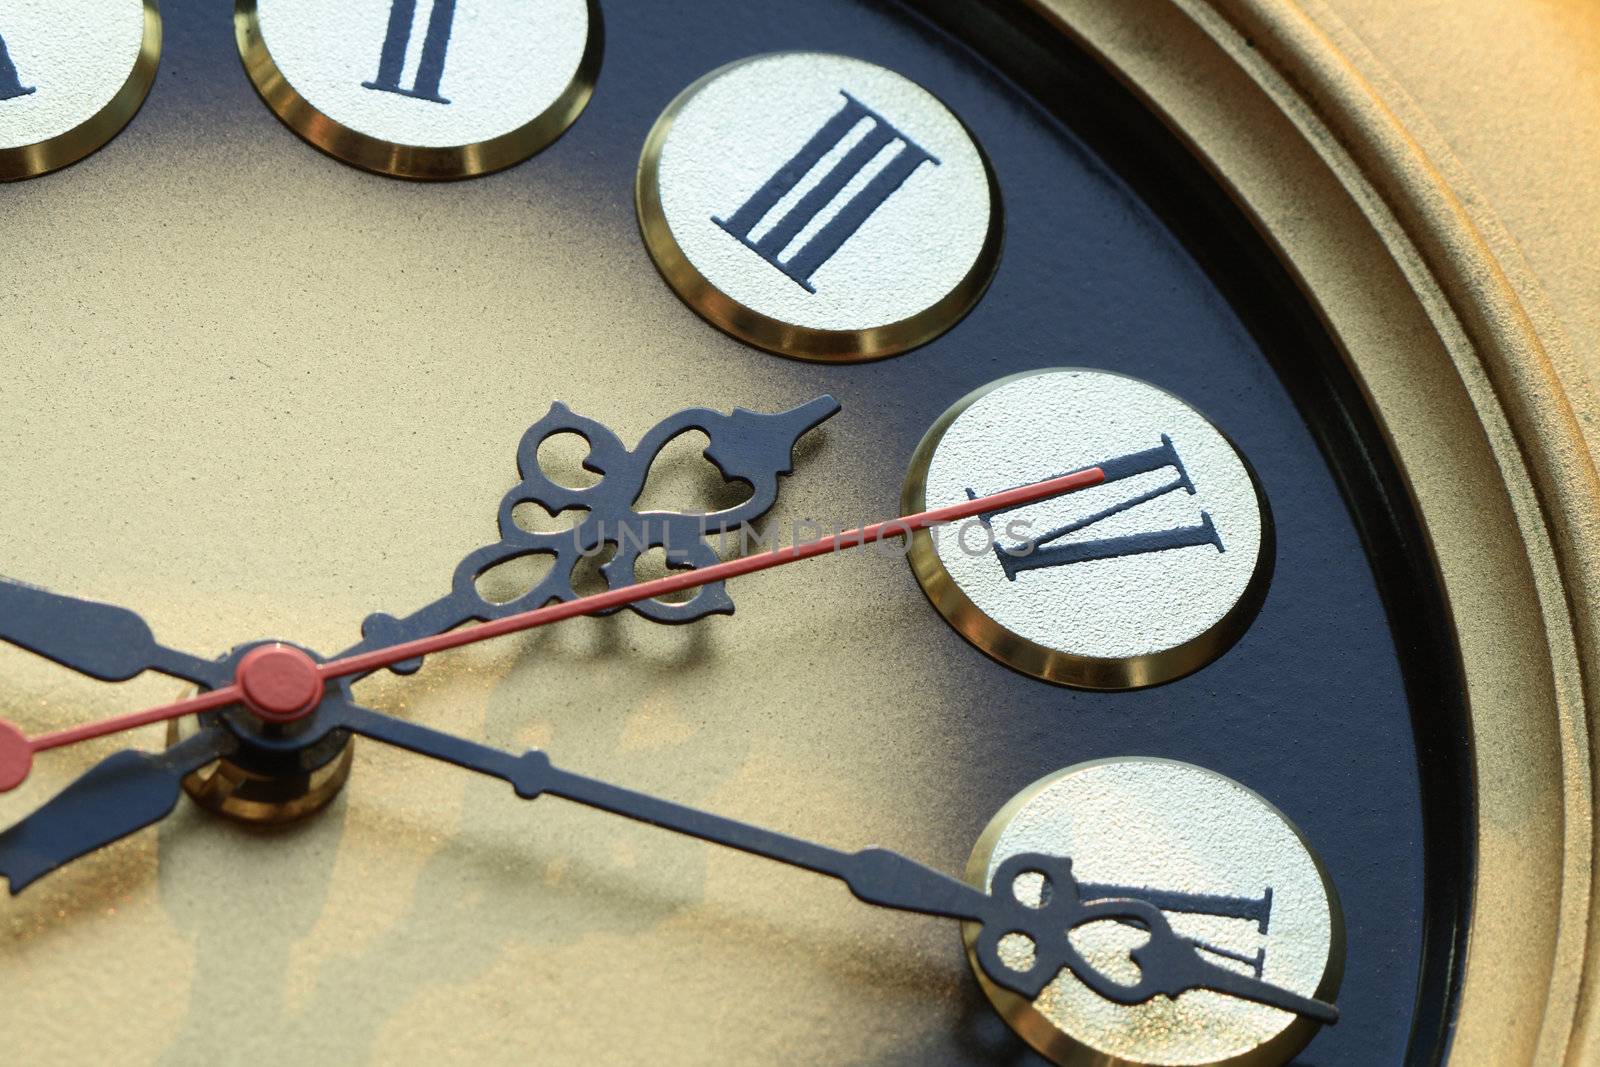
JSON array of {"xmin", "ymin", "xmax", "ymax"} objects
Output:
[{"xmin": 165, "ymin": 642, "xmax": 352, "ymax": 826}]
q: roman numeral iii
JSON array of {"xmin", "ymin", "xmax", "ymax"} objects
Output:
[{"xmin": 714, "ymin": 91, "xmax": 939, "ymax": 292}]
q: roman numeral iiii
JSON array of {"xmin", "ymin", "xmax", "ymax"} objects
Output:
[{"xmin": 970, "ymin": 435, "xmax": 1226, "ymax": 579}]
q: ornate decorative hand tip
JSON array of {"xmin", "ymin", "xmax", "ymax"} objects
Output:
[
  {"xmin": 972, "ymin": 853, "xmax": 1339, "ymax": 1023},
  {"xmin": 356, "ymin": 396, "xmax": 839, "ymax": 670}
]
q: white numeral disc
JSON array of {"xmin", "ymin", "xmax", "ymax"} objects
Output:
[
  {"xmin": 0, "ymin": 0, "xmax": 159, "ymax": 181},
  {"xmin": 236, "ymin": 0, "xmax": 598, "ymax": 179},
  {"xmin": 967, "ymin": 758, "xmax": 1341, "ymax": 1066},
  {"xmin": 904, "ymin": 369, "xmax": 1270, "ymax": 689},
  {"xmin": 637, "ymin": 52, "xmax": 1000, "ymax": 362}
]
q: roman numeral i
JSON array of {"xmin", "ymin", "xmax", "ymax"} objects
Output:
[
  {"xmin": 714, "ymin": 91, "xmax": 939, "ymax": 293},
  {"xmin": 0, "ymin": 29, "xmax": 36, "ymax": 101}
]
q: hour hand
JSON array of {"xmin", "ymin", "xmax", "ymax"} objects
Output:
[
  {"xmin": 0, "ymin": 728, "xmax": 234, "ymax": 893},
  {"xmin": 0, "ymin": 577, "xmax": 225, "ymax": 687}
]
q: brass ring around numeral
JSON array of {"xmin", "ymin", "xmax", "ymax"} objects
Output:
[
  {"xmin": 234, "ymin": 0, "xmax": 601, "ymax": 181},
  {"xmin": 636, "ymin": 52, "xmax": 1003, "ymax": 363},
  {"xmin": 0, "ymin": 0, "xmax": 161, "ymax": 182},
  {"xmin": 903, "ymin": 368, "xmax": 1272, "ymax": 689},
  {"xmin": 965, "ymin": 757, "xmax": 1342, "ymax": 1067}
]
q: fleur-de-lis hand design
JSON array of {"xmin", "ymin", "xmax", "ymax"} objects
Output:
[{"xmin": 354, "ymin": 396, "xmax": 839, "ymax": 672}]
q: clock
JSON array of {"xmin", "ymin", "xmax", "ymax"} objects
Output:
[{"xmin": 3, "ymin": 2, "xmax": 1597, "ymax": 1065}]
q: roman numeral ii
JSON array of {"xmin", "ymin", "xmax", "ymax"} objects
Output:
[{"xmin": 363, "ymin": 0, "xmax": 458, "ymax": 105}]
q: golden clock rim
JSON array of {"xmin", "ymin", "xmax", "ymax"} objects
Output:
[{"xmin": 1026, "ymin": 0, "xmax": 1600, "ymax": 1062}]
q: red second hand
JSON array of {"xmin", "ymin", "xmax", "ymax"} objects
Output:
[
  {"xmin": 321, "ymin": 465, "xmax": 1104, "ymax": 681},
  {"xmin": 0, "ymin": 465, "xmax": 1105, "ymax": 792}
]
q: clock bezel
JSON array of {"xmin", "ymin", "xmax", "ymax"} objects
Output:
[{"xmin": 1021, "ymin": 0, "xmax": 1600, "ymax": 1062}]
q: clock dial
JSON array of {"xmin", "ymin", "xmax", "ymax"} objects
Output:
[{"xmin": 0, "ymin": 1, "xmax": 1500, "ymax": 1065}]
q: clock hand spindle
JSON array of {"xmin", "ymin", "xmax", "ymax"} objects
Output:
[
  {"xmin": 334, "ymin": 704, "xmax": 1338, "ymax": 1025},
  {"xmin": 0, "ymin": 464, "xmax": 1110, "ymax": 788}
]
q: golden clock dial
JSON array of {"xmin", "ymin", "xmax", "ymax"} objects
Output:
[{"xmin": 1, "ymin": 2, "xmax": 1596, "ymax": 1066}]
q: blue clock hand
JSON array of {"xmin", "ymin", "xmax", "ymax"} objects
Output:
[
  {"xmin": 334, "ymin": 704, "xmax": 1338, "ymax": 1025},
  {"xmin": 0, "ymin": 727, "xmax": 234, "ymax": 893},
  {"xmin": 0, "ymin": 577, "xmax": 226, "ymax": 687}
]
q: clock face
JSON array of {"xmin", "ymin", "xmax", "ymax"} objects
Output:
[{"xmin": 0, "ymin": 2, "xmax": 1474, "ymax": 1065}]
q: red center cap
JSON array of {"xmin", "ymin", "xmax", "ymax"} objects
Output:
[{"xmin": 236, "ymin": 644, "xmax": 323, "ymax": 723}]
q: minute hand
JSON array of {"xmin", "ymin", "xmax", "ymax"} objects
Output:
[
  {"xmin": 335, "ymin": 704, "xmax": 1339, "ymax": 1025},
  {"xmin": 336, "ymin": 704, "xmax": 986, "ymax": 916}
]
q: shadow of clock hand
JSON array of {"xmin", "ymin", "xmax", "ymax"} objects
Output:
[
  {"xmin": 0, "ymin": 728, "xmax": 234, "ymax": 893},
  {"xmin": 279, "ymin": 622, "xmax": 720, "ymax": 1063},
  {"xmin": 153, "ymin": 778, "xmax": 349, "ymax": 1067}
]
